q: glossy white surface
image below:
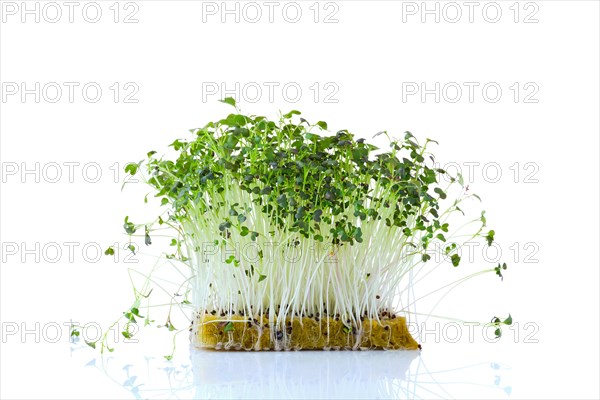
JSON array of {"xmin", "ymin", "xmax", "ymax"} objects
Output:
[{"xmin": 70, "ymin": 342, "xmax": 514, "ymax": 399}]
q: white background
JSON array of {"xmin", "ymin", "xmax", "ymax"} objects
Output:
[{"xmin": 1, "ymin": 1, "xmax": 599, "ymax": 399}]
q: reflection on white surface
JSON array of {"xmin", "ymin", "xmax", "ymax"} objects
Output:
[
  {"xmin": 79, "ymin": 343, "xmax": 512, "ymax": 399},
  {"xmin": 192, "ymin": 350, "xmax": 418, "ymax": 399}
]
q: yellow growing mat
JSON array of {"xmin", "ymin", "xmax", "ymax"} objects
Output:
[{"xmin": 193, "ymin": 314, "xmax": 419, "ymax": 351}]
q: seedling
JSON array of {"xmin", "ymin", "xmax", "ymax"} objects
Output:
[{"xmin": 105, "ymin": 98, "xmax": 511, "ymax": 352}]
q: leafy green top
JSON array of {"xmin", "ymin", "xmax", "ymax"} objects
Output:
[{"xmin": 127, "ymin": 98, "xmax": 469, "ymax": 259}]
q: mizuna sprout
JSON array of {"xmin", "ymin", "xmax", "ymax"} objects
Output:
[{"xmin": 98, "ymin": 98, "xmax": 512, "ymax": 353}]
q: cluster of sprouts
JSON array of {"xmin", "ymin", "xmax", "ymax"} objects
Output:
[{"xmin": 95, "ymin": 98, "xmax": 511, "ymax": 353}]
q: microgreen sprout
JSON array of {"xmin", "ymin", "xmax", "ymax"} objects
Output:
[
  {"xmin": 490, "ymin": 314, "xmax": 513, "ymax": 338},
  {"xmin": 105, "ymin": 98, "xmax": 512, "ymax": 351}
]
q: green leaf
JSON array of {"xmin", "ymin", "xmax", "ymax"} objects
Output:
[
  {"xmin": 313, "ymin": 209, "xmax": 323, "ymax": 222},
  {"xmin": 434, "ymin": 187, "xmax": 447, "ymax": 199},
  {"xmin": 86, "ymin": 341, "xmax": 96, "ymax": 349},
  {"xmin": 224, "ymin": 321, "xmax": 234, "ymax": 332},
  {"xmin": 124, "ymin": 312, "xmax": 136, "ymax": 323},
  {"xmin": 283, "ymin": 110, "xmax": 301, "ymax": 119},
  {"xmin": 486, "ymin": 230, "xmax": 495, "ymax": 246},
  {"xmin": 124, "ymin": 163, "xmax": 138, "ymax": 176},
  {"xmin": 219, "ymin": 97, "xmax": 236, "ymax": 107},
  {"xmin": 450, "ymin": 254, "xmax": 461, "ymax": 267},
  {"xmin": 495, "ymin": 263, "xmax": 504, "ymax": 280},
  {"xmin": 131, "ymin": 307, "xmax": 143, "ymax": 318},
  {"xmin": 144, "ymin": 226, "xmax": 152, "ymax": 246},
  {"xmin": 503, "ymin": 314, "xmax": 513, "ymax": 325},
  {"xmin": 316, "ymin": 121, "xmax": 328, "ymax": 130},
  {"xmin": 224, "ymin": 135, "xmax": 239, "ymax": 150},
  {"xmin": 104, "ymin": 247, "xmax": 115, "ymax": 256},
  {"xmin": 276, "ymin": 194, "xmax": 288, "ymax": 208},
  {"xmin": 258, "ymin": 274, "xmax": 267, "ymax": 282},
  {"xmin": 123, "ymin": 216, "xmax": 137, "ymax": 235},
  {"xmin": 295, "ymin": 206, "xmax": 306, "ymax": 220}
]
